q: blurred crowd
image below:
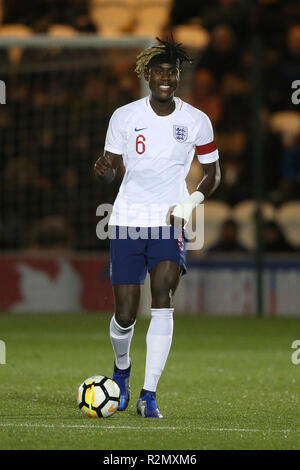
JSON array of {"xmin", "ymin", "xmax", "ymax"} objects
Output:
[{"xmin": 0, "ymin": 0, "xmax": 300, "ymax": 254}]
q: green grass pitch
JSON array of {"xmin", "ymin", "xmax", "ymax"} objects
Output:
[{"xmin": 0, "ymin": 313, "xmax": 299, "ymax": 450}]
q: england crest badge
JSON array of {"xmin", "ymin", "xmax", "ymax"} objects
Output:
[{"xmin": 173, "ymin": 125, "xmax": 188, "ymax": 143}]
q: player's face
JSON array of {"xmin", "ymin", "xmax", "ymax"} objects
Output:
[{"xmin": 146, "ymin": 63, "xmax": 180, "ymax": 101}]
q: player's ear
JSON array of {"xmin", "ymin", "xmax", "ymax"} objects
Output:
[{"xmin": 144, "ymin": 67, "xmax": 150, "ymax": 82}]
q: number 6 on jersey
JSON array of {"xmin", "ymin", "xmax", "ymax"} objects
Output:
[{"xmin": 136, "ymin": 134, "xmax": 146, "ymax": 155}]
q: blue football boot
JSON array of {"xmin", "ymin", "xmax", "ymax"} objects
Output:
[
  {"xmin": 136, "ymin": 391, "xmax": 163, "ymax": 418},
  {"xmin": 112, "ymin": 362, "xmax": 131, "ymax": 411}
]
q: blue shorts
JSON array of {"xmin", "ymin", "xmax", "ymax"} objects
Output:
[{"xmin": 109, "ymin": 226, "xmax": 188, "ymax": 285}]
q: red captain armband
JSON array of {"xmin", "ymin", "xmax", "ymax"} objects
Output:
[{"xmin": 196, "ymin": 141, "xmax": 217, "ymax": 155}]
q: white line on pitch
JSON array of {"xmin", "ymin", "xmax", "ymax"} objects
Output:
[{"xmin": 0, "ymin": 423, "xmax": 296, "ymax": 433}]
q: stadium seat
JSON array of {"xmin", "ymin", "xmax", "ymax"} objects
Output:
[
  {"xmin": 47, "ymin": 25, "xmax": 78, "ymax": 37},
  {"xmin": 269, "ymin": 111, "xmax": 300, "ymax": 149},
  {"xmin": 269, "ymin": 111, "xmax": 300, "ymax": 137},
  {"xmin": 231, "ymin": 200, "xmax": 276, "ymax": 249},
  {"xmin": 275, "ymin": 201, "xmax": 300, "ymax": 248},
  {"xmin": 0, "ymin": 24, "xmax": 33, "ymax": 64},
  {"xmin": 172, "ymin": 24, "xmax": 210, "ymax": 49},
  {"xmin": 133, "ymin": 0, "xmax": 172, "ymax": 37},
  {"xmin": 89, "ymin": 0, "xmax": 134, "ymax": 36},
  {"xmin": 191, "ymin": 200, "xmax": 231, "ymax": 252},
  {"xmin": 0, "ymin": 24, "xmax": 33, "ymax": 36}
]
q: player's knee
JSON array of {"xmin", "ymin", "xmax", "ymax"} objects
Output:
[
  {"xmin": 151, "ymin": 273, "xmax": 178, "ymax": 308},
  {"xmin": 115, "ymin": 310, "xmax": 136, "ymax": 328}
]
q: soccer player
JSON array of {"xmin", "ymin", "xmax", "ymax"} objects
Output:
[{"xmin": 94, "ymin": 37, "xmax": 221, "ymax": 418}]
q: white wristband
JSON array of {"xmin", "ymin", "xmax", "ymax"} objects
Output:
[{"xmin": 172, "ymin": 191, "xmax": 205, "ymax": 224}]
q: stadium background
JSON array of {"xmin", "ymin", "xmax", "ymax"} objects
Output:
[
  {"xmin": 0, "ymin": 0, "xmax": 300, "ymax": 316},
  {"xmin": 0, "ymin": 0, "xmax": 299, "ymax": 453}
]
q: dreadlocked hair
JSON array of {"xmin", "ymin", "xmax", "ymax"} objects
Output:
[{"xmin": 134, "ymin": 36, "xmax": 192, "ymax": 78}]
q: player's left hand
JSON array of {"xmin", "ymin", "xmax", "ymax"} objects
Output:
[{"xmin": 166, "ymin": 206, "xmax": 185, "ymax": 228}]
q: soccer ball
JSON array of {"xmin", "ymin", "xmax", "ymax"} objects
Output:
[{"xmin": 77, "ymin": 375, "xmax": 120, "ymax": 418}]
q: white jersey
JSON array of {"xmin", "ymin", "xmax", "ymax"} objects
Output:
[{"xmin": 104, "ymin": 96, "xmax": 219, "ymax": 227}]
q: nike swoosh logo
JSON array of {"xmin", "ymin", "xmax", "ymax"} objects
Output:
[
  {"xmin": 135, "ymin": 127, "xmax": 147, "ymax": 132},
  {"xmin": 108, "ymin": 404, "xmax": 118, "ymax": 413}
]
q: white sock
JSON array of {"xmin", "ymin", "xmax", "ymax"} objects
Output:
[
  {"xmin": 143, "ymin": 308, "xmax": 174, "ymax": 392},
  {"xmin": 109, "ymin": 315, "xmax": 135, "ymax": 370}
]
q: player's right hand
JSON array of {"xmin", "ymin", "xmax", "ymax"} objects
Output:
[
  {"xmin": 94, "ymin": 155, "xmax": 112, "ymax": 176},
  {"xmin": 166, "ymin": 205, "xmax": 185, "ymax": 228}
]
